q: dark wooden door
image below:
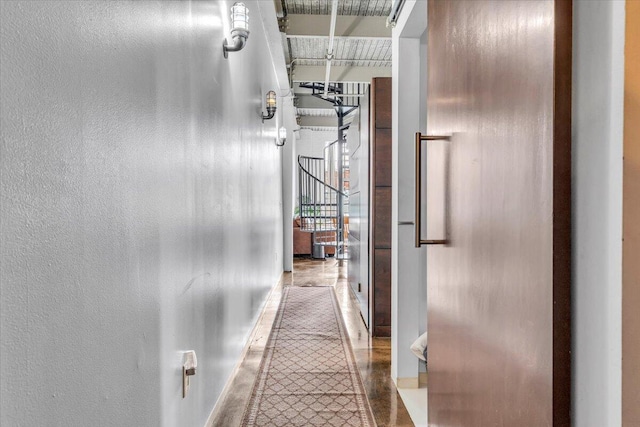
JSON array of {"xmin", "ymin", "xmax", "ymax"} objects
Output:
[
  {"xmin": 370, "ymin": 77, "xmax": 392, "ymax": 337},
  {"xmin": 424, "ymin": 1, "xmax": 572, "ymax": 425}
]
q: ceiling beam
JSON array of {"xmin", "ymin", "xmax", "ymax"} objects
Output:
[
  {"xmin": 297, "ymin": 126, "xmax": 339, "ymax": 132},
  {"xmin": 292, "ymin": 65, "xmax": 392, "ymax": 83},
  {"xmin": 288, "ymin": 35, "xmax": 391, "ymax": 41},
  {"xmin": 297, "ymin": 107, "xmax": 337, "ymax": 117},
  {"xmin": 295, "ymin": 95, "xmax": 334, "ymax": 109},
  {"xmin": 295, "ymin": 96, "xmax": 363, "ymax": 110},
  {"xmin": 273, "ymin": 0, "xmax": 284, "ymax": 17},
  {"xmin": 284, "ymin": 14, "xmax": 391, "ymax": 38},
  {"xmin": 297, "ymin": 116, "xmax": 339, "ymax": 128}
]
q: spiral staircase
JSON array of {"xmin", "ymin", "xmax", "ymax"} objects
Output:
[{"xmin": 297, "ymin": 145, "xmax": 349, "ymax": 260}]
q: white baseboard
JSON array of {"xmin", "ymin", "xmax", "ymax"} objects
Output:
[{"xmin": 396, "ymin": 377, "xmax": 420, "ymax": 389}]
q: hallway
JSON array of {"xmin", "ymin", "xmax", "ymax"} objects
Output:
[
  {"xmin": 2, "ymin": 0, "xmax": 639, "ymax": 425},
  {"xmin": 210, "ymin": 259, "xmax": 415, "ymax": 426}
]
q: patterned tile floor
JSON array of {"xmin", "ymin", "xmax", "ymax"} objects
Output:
[{"xmin": 209, "ymin": 258, "xmax": 414, "ymax": 427}]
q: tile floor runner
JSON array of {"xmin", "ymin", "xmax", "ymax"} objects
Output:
[{"xmin": 241, "ymin": 286, "xmax": 377, "ymax": 427}]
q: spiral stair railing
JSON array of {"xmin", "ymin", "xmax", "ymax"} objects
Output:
[{"xmin": 298, "ymin": 154, "xmax": 348, "ymax": 259}]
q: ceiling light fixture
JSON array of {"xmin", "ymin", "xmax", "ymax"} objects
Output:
[{"xmin": 223, "ymin": 2, "xmax": 249, "ymax": 58}]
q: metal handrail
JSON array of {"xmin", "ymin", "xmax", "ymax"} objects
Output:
[{"xmin": 297, "ymin": 155, "xmax": 348, "ymax": 197}]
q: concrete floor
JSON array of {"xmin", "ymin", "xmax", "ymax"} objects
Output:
[{"xmin": 208, "ymin": 257, "xmax": 414, "ymax": 426}]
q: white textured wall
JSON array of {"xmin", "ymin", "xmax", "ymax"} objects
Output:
[
  {"xmin": 281, "ymin": 97, "xmax": 296, "ymax": 271},
  {"xmin": 0, "ymin": 1, "xmax": 287, "ymax": 426},
  {"xmin": 572, "ymin": 1, "xmax": 625, "ymax": 425},
  {"xmin": 296, "ymin": 129, "xmax": 336, "ymax": 158}
]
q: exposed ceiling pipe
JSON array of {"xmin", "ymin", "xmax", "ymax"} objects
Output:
[
  {"xmin": 296, "ymin": 57, "xmax": 392, "ymax": 64},
  {"xmin": 386, "ymin": 0, "xmax": 406, "ymax": 28},
  {"xmin": 323, "ymin": 0, "xmax": 339, "ymax": 96}
]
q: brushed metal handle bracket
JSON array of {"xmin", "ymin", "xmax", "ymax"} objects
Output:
[{"xmin": 415, "ymin": 132, "xmax": 450, "ymax": 247}]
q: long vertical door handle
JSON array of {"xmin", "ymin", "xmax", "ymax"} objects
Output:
[{"xmin": 415, "ymin": 132, "xmax": 450, "ymax": 247}]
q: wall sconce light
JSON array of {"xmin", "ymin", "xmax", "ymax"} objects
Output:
[
  {"xmin": 223, "ymin": 2, "xmax": 250, "ymax": 58},
  {"xmin": 276, "ymin": 126, "xmax": 286, "ymax": 147},
  {"xmin": 261, "ymin": 91, "xmax": 277, "ymax": 122}
]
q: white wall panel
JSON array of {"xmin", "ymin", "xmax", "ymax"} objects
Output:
[
  {"xmin": 0, "ymin": 1, "xmax": 288, "ymax": 426},
  {"xmin": 391, "ymin": 0, "xmax": 427, "ymax": 385},
  {"xmin": 572, "ymin": 1, "xmax": 624, "ymax": 425}
]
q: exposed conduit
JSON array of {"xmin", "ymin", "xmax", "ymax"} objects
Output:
[
  {"xmin": 323, "ymin": 0, "xmax": 339, "ymax": 96},
  {"xmin": 386, "ymin": 0, "xmax": 406, "ymax": 28}
]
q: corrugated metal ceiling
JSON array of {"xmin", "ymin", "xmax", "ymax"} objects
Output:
[
  {"xmin": 297, "ymin": 108, "xmax": 336, "ymax": 117},
  {"xmin": 289, "ymin": 37, "xmax": 392, "ymax": 67},
  {"xmin": 286, "ymin": 0, "xmax": 391, "ymax": 120},
  {"xmin": 283, "ymin": 0, "xmax": 393, "ymax": 16}
]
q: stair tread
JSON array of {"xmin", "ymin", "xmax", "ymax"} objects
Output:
[
  {"xmin": 314, "ymin": 241, "xmax": 348, "ymax": 247},
  {"xmin": 299, "ymin": 226, "xmax": 338, "ymax": 229}
]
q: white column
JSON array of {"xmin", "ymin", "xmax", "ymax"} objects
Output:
[
  {"xmin": 282, "ymin": 96, "xmax": 296, "ymax": 272},
  {"xmin": 391, "ymin": 0, "xmax": 427, "ymax": 387},
  {"xmin": 572, "ymin": 1, "xmax": 625, "ymax": 424}
]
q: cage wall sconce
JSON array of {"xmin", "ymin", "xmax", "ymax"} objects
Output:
[
  {"xmin": 261, "ymin": 91, "xmax": 277, "ymax": 122},
  {"xmin": 223, "ymin": 2, "xmax": 250, "ymax": 58}
]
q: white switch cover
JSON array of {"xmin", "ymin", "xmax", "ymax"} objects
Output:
[
  {"xmin": 182, "ymin": 366, "xmax": 190, "ymax": 398},
  {"xmin": 182, "ymin": 350, "xmax": 197, "ymax": 398}
]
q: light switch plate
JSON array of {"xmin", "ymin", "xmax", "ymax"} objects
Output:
[{"xmin": 182, "ymin": 367, "xmax": 189, "ymax": 398}]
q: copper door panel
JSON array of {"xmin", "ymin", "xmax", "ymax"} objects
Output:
[
  {"xmin": 623, "ymin": 1, "xmax": 640, "ymax": 423},
  {"xmin": 370, "ymin": 77, "xmax": 393, "ymax": 338},
  {"xmin": 425, "ymin": 0, "xmax": 571, "ymax": 425},
  {"xmin": 373, "ymin": 78, "xmax": 392, "ymax": 129},
  {"xmin": 374, "ymin": 187, "xmax": 392, "ymax": 249},
  {"xmin": 373, "ymin": 248, "xmax": 392, "ymax": 336},
  {"xmin": 375, "ymin": 129, "xmax": 392, "ymax": 186}
]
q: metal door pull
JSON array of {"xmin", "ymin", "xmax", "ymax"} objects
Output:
[{"xmin": 415, "ymin": 132, "xmax": 450, "ymax": 247}]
